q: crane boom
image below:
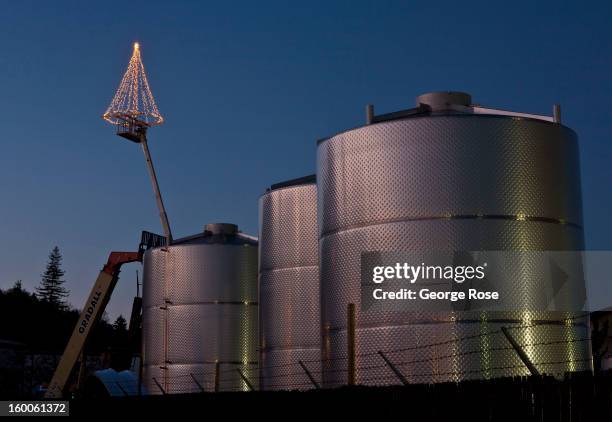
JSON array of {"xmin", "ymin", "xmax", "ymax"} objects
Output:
[
  {"xmin": 44, "ymin": 251, "xmax": 141, "ymax": 399},
  {"xmin": 115, "ymin": 119, "xmax": 173, "ymax": 245}
]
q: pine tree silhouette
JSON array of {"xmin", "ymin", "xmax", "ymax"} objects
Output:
[
  {"xmin": 113, "ymin": 315, "xmax": 128, "ymax": 332},
  {"xmin": 36, "ymin": 246, "xmax": 69, "ymax": 308}
]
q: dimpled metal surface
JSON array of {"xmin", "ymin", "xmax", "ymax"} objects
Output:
[
  {"xmin": 259, "ymin": 183, "xmax": 320, "ymax": 390},
  {"xmin": 317, "ymin": 114, "xmax": 589, "ymax": 387},
  {"xmin": 143, "ymin": 236, "xmax": 258, "ymax": 394}
]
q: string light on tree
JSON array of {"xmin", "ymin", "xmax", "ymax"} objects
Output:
[{"xmin": 103, "ymin": 42, "xmax": 163, "ymax": 126}]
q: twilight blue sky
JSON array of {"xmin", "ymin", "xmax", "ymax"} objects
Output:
[{"xmin": 0, "ymin": 1, "xmax": 611, "ymax": 320}]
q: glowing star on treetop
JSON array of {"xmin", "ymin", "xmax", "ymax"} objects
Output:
[{"xmin": 103, "ymin": 42, "xmax": 164, "ymax": 126}]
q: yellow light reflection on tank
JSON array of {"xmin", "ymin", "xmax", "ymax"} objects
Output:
[
  {"xmin": 479, "ymin": 312, "xmax": 491, "ymax": 380},
  {"xmin": 564, "ymin": 314, "xmax": 577, "ymax": 372}
]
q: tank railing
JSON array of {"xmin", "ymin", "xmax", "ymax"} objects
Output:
[
  {"xmin": 468, "ymin": 105, "xmax": 556, "ymax": 123},
  {"xmin": 364, "ymin": 103, "xmax": 561, "ymax": 125},
  {"xmin": 139, "ymin": 230, "xmax": 167, "ymax": 252},
  {"xmin": 368, "ymin": 105, "xmax": 428, "ymax": 124}
]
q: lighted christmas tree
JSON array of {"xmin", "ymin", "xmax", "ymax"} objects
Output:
[{"xmin": 103, "ymin": 42, "xmax": 164, "ymax": 126}]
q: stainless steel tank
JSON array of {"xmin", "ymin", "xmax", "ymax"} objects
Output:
[
  {"xmin": 259, "ymin": 175, "xmax": 320, "ymax": 390},
  {"xmin": 142, "ymin": 223, "xmax": 258, "ymax": 394},
  {"xmin": 317, "ymin": 92, "xmax": 591, "ymax": 387}
]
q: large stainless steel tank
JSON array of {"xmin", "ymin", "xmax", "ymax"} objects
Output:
[
  {"xmin": 259, "ymin": 175, "xmax": 320, "ymax": 390},
  {"xmin": 142, "ymin": 223, "xmax": 258, "ymax": 394},
  {"xmin": 317, "ymin": 92, "xmax": 591, "ymax": 387}
]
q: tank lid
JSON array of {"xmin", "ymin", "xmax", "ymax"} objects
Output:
[
  {"xmin": 416, "ymin": 92, "xmax": 472, "ymax": 111},
  {"xmin": 269, "ymin": 174, "xmax": 316, "ymax": 191},
  {"xmin": 204, "ymin": 223, "xmax": 238, "ymax": 235}
]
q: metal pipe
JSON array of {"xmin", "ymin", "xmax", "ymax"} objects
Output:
[
  {"xmin": 298, "ymin": 360, "xmax": 320, "ymax": 389},
  {"xmin": 553, "ymin": 104, "xmax": 562, "ymax": 124},
  {"xmin": 140, "ymin": 134, "xmax": 173, "ymax": 245},
  {"xmin": 366, "ymin": 104, "xmax": 374, "ymax": 125},
  {"xmin": 347, "ymin": 303, "xmax": 356, "ymax": 386},
  {"xmin": 378, "ymin": 351, "xmax": 409, "ymax": 386},
  {"xmin": 501, "ymin": 326, "xmax": 540, "ymax": 376}
]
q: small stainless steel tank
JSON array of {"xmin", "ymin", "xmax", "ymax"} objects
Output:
[
  {"xmin": 142, "ymin": 223, "xmax": 258, "ymax": 394},
  {"xmin": 259, "ymin": 175, "xmax": 320, "ymax": 390},
  {"xmin": 317, "ymin": 92, "xmax": 591, "ymax": 387}
]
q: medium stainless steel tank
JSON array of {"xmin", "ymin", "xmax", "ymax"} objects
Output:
[
  {"xmin": 259, "ymin": 175, "xmax": 320, "ymax": 390},
  {"xmin": 317, "ymin": 92, "xmax": 591, "ymax": 387},
  {"xmin": 142, "ymin": 223, "xmax": 258, "ymax": 394}
]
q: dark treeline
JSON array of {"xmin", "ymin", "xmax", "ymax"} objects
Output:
[
  {"xmin": 0, "ymin": 246, "xmax": 131, "ymax": 355},
  {"xmin": 0, "ymin": 281, "xmax": 127, "ymax": 354}
]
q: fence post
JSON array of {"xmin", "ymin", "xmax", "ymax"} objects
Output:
[
  {"xmin": 378, "ymin": 351, "xmax": 409, "ymax": 386},
  {"xmin": 298, "ymin": 360, "xmax": 320, "ymax": 389},
  {"xmin": 214, "ymin": 361, "xmax": 220, "ymax": 392},
  {"xmin": 501, "ymin": 326, "xmax": 540, "ymax": 376},
  {"xmin": 347, "ymin": 303, "xmax": 356, "ymax": 386},
  {"xmin": 115, "ymin": 381, "xmax": 128, "ymax": 396},
  {"xmin": 138, "ymin": 352, "xmax": 143, "ymax": 396},
  {"xmin": 152, "ymin": 377, "xmax": 166, "ymax": 395},
  {"xmin": 190, "ymin": 373, "xmax": 204, "ymax": 392},
  {"xmin": 237, "ymin": 368, "xmax": 255, "ymax": 391}
]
